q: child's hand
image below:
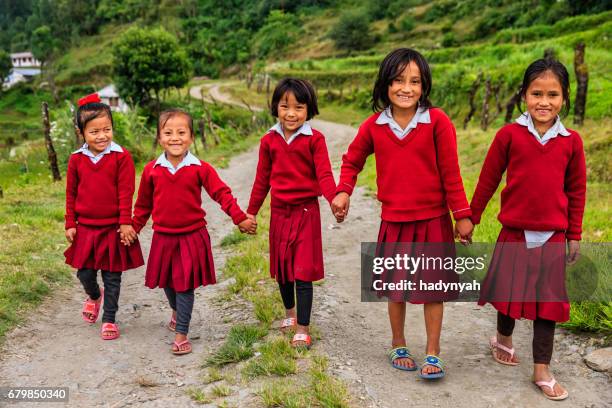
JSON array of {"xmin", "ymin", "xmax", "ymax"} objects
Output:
[
  {"xmin": 567, "ymin": 240, "xmax": 580, "ymax": 265},
  {"xmin": 331, "ymin": 192, "xmax": 350, "ymax": 223},
  {"xmin": 119, "ymin": 224, "xmax": 137, "ymax": 246},
  {"xmin": 454, "ymin": 218, "xmax": 474, "ymax": 245},
  {"xmin": 239, "ymin": 217, "xmax": 257, "ymax": 234},
  {"xmin": 65, "ymin": 228, "xmax": 77, "ymax": 243}
]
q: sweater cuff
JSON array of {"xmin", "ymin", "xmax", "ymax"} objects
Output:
[
  {"xmin": 246, "ymin": 205, "xmax": 260, "ymax": 216},
  {"xmin": 232, "ymin": 212, "xmax": 248, "ymax": 225},
  {"xmin": 469, "ymin": 210, "xmax": 483, "ymax": 225},
  {"xmin": 119, "ymin": 215, "xmax": 133, "ymax": 225},
  {"xmin": 65, "ymin": 219, "xmax": 77, "ymax": 229},
  {"xmin": 133, "ymin": 222, "xmax": 144, "ymax": 234},
  {"xmin": 336, "ymin": 182, "xmax": 354, "ymax": 196},
  {"xmin": 451, "ymin": 207, "xmax": 472, "ymax": 221},
  {"xmin": 566, "ymin": 231, "xmax": 581, "ymax": 241}
]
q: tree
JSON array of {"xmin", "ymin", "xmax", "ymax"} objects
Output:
[
  {"xmin": 0, "ymin": 50, "xmax": 11, "ymax": 85},
  {"xmin": 112, "ymin": 27, "xmax": 192, "ymax": 111},
  {"xmin": 253, "ymin": 11, "xmax": 301, "ymax": 59},
  {"xmin": 329, "ymin": 11, "xmax": 373, "ymax": 51},
  {"xmin": 30, "ymin": 25, "xmax": 55, "ymax": 74}
]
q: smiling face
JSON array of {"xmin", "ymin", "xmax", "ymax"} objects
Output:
[
  {"xmin": 524, "ymin": 70, "xmax": 564, "ymax": 131},
  {"xmin": 82, "ymin": 114, "xmax": 113, "ymax": 155},
  {"xmin": 387, "ymin": 61, "xmax": 422, "ymax": 113},
  {"xmin": 277, "ymin": 91, "xmax": 308, "ymax": 137},
  {"xmin": 158, "ymin": 114, "xmax": 193, "ymax": 161}
]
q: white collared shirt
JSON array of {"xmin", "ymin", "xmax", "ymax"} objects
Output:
[
  {"xmin": 375, "ymin": 106, "xmax": 431, "ymax": 140},
  {"xmin": 270, "ymin": 121, "xmax": 313, "ymax": 145},
  {"xmin": 516, "ymin": 112, "xmax": 570, "ymax": 145},
  {"xmin": 154, "ymin": 151, "xmax": 201, "ymax": 175},
  {"xmin": 515, "ymin": 112, "xmax": 570, "ymax": 247},
  {"xmin": 73, "ymin": 141, "xmax": 123, "ymax": 164}
]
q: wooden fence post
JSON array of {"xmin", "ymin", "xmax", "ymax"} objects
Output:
[
  {"xmin": 574, "ymin": 42, "xmax": 588, "ymax": 126},
  {"xmin": 42, "ymin": 102, "xmax": 61, "ymax": 181}
]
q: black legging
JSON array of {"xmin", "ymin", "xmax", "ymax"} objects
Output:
[
  {"xmin": 77, "ymin": 268, "xmax": 122, "ymax": 323},
  {"xmin": 497, "ymin": 312, "xmax": 556, "ymax": 364},
  {"xmin": 278, "ymin": 280, "xmax": 313, "ymax": 326},
  {"xmin": 163, "ymin": 287, "xmax": 195, "ymax": 335}
]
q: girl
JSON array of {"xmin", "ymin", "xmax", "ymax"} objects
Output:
[
  {"xmin": 332, "ymin": 48, "xmax": 473, "ymax": 379},
  {"xmin": 133, "ymin": 109, "xmax": 256, "ymax": 355},
  {"xmin": 65, "ymin": 92, "xmax": 144, "ymax": 340},
  {"xmin": 470, "ymin": 58, "xmax": 586, "ymax": 401},
  {"xmin": 247, "ymin": 78, "xmax": 337, "ymax": 349}
]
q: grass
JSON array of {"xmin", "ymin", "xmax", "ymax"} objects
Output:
[
  {"xmin": 205, "ymin": 324, "xmax": 268, "ymax": 367},
  {"xmin": 258, "ymin": 355, "xmax": 351, "ymax": 408},
  {"xmin": 0, "ymin": 178, "xmax": 72, "ymax": 339},
  {"xmin": 242, "ymin": 336, "xmax": 298, "ymax": 379}
]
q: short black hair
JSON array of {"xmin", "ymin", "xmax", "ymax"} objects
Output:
[
  {"xmin": 270, "ymin": 78, "xmax": 319, "ymax": 120},
  {"xmin": 519, "ymin": 58, "xmax": 571, "ymax": 117},
  {"xmin": 76, "ymin": 103, "xmax": 113, "ymax": 133},
  {"xmin": 371, "ymin": 48, "xmax": 432, "ymax": 112},
  {"xmin": 157, "ymin": 108, "xmax": 194, "ymax": 140}
]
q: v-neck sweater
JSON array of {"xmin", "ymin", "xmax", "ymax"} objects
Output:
[
  {"xmin": 65, "ymin": 149, "xmax": 135, "ymax": 228},
  {"xmin": 133, "ymin": 160, "xmax": 247, "ymax": 234},
  {"xmin": 247, "ymin": 128, "xmax": 336, "ymax": 215},
  {"xmin": 470, "ymin": 123, "xmax": 586, "ymax": 240},
  {"xmin": 337, "ymin": 108, "xmax": 471, "ymax": 222}
]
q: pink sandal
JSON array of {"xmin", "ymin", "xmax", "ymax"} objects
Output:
[
  {"xmin": 291, "ymin": 333, "xmax": 312, "ymax": 349},
  {"xmin": 168, "ymin": 316, "xmax": 176, "ymax": 332},
  {"xmin": 280, "ymin": 317, "xmax": 297, "ymax": 332},
  {"xmin": 101, "ymin": 322, "xmax": 120, "ymax": 340},
  {"xmin": 489, "ymin": 336, "xmax": 519, "ymax": 366},
  {"xmin": 534, "ymin": 377, "xmax": 569, "ymax": 401},
  {"xmin": 82, "ymin": 289, "xmax": 103, "ymax": 323},
  {"xmin": 172, "ymin": 339, "xmax": 192, "ymax": 355}
]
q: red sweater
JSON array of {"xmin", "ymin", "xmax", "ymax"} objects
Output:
[
  {"xmin": 470, "ymin": 123, "xmax": 586, "ymax": 240},
  {"xmin": 337, "ymin": 108, "xmax": 471, "ymax": 222},
  {"xmin": 247, "ymin": 128, "xmax": 337, "ymax": 215},
  {"xmin": 65, "ymin": 149, "xmax": 135, "ymax": 229},
  {"xmin": 133, "ymin": 160, "xmax": 247, "ymax": 234}
]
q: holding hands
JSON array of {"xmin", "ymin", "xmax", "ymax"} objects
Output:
[
  {"xmin": 119, "ymin": 224, "xmax": 138, "ymax": 246},
  {"xmin": 454, "ymin": 218, "xmax": 474, "ymax": 245},
  {"xmin": 331, "ymin": 192, "xmax": 350, "ymax": 223},
  {"xmin": 239, "ymin": 214, "xmax": 258, "ymax": 234}
]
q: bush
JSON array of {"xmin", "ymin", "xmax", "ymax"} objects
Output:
[
  {"xmin": 329, "ymin": 11, "xmax": 374, "ymax": 51},
  {"xmin": 399, "ymin": 15, "xmax": 416, "ymax": 33},
  {"xmin": 253, "ymin": 11, "xmax": 301, "ymax": 59},
  {"xmin": 441, "ymin": 32, "xmax": 457, "ymax": 47}
]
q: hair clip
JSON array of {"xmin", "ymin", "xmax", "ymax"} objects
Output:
[{"xmin": 78, "ymin": 93, "xmax": 101, "ymax": 107}]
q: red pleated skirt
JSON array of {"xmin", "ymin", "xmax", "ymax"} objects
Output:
[
  {"xmin": 478, "ymin": 227, "xmax": 569, "ymax": 322},
  {"xmin": 64, "ymin": 224, "xmax": 144, "ymax": 272},
  {"xmin": 145, "ymin": 227, "xmax": 216, "ymax": 291},
  {"xmin": 269, "ymin": 198, "xmax": 324, "ymax": 283},
  {"xmin": 375, "ymin": 213, "xmax": 458, "ymax": 303}
]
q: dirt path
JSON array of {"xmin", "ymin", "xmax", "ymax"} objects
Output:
[{"xmin": 0, "ymin": 84, "xmax": 609, "ymax": 408}]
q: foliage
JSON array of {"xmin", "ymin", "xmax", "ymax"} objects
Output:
[
  {"xmin": 253, "ymin": 11, "xmax": 301, "ymax": 59},
  {"xmin": 0, "ymin": 50, "xmax": 11, "ymax": 82},
  {"xmin": 329, "ymin": 10, "xmax": 374, "ymax": 51},
  {"xmin": 112, "ymin": 27, "xmax": 191, "ymax": 108}
]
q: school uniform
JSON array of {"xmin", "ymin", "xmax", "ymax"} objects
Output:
[
  {"xmin": 338, "ymin": 107, "xmax": 471, "ymax": 303},
  {"xmin": 64, "ymin": 142, "xmax": 144, "ymax": 323},
  {"xmin": 134, "ymin": 151, "xmax": 246, "ymax": 291},
  {"xmin": 64, "ymin": 142, "xmax": 144, "ymax": 272},
  {"xmin": 471, "ymin": 113, "xmax": 586, "ymax": 323},
  {"xmin": 247, "ymin": 122, "xmax": 336, "ymax": 284}
]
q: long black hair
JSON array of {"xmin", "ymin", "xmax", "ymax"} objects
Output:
[
  {"xmin": 519, "ymin": 58, "xmax": 571, "ymax": 117},
  {"xmin": 371, "ymin": 48, "xmax": 432, "ymax": 112}
]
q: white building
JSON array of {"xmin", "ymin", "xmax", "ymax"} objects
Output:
[
  {"xmin": 98, "ymin": 84, "xmax": 129, "ymax": 113},
  {"xmin": 10, "ymin": 52, "xmax": 41, "ymax": 68}
]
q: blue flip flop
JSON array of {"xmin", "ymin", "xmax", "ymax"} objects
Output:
[
  {"xmin": 418, "ymin": 355, "xmax": 446, "ymax": 379},
  {"xmin": 389, "ymin": 347, "xmax": 417, "ymax": 371}
]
